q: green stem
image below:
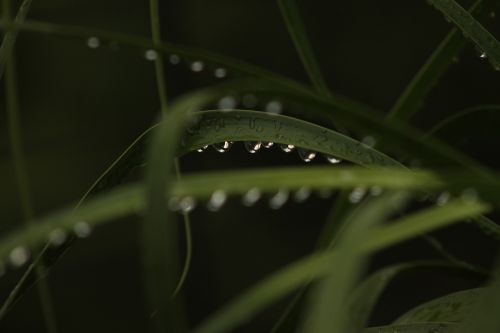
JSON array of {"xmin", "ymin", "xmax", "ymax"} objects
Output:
[{"xmin": 2, "ymin": 1, "xmax": 58, "ymax": 332}]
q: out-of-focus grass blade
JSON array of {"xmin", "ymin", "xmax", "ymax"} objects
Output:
[
  {"xmin": 387, "ymin": 0, "xmax": 489, "ymax": 122},
  {"xmin": 0, "ymin": 0, "xmax": 31, "ymax": 80},
  {"xmin": 452, "ymin": 260, "xmax": 500, "ymax": 333},
  {"xmin": 428, "ymin": 0, "xmax": 500, "ymax": 69},
  {"xmin": 277, "ymin": 0, "xmax": 330, "ymax": 96},
  {"xmin": 348, "ymin": 262, "xmax": 479, "ymax": 332},
  {"xmin": 193, "ymin": 199, "xmax": 488, "ymax": 333},
  {"xmin": 298, "ymin": 192, "xmax": 410, "ymax": 333},
  {"xmin": 394, "ymin": 288, "xmax": 482, "ymax": 324}
]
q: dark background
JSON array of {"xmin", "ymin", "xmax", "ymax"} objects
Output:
[{"xmin": 1, "ymin": 0, "xmax": 500, "ymax": 331}]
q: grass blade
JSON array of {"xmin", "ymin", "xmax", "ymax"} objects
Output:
[
  {"xmin": 298, "ymin": 192, "xmax": 411, "ymax": 333},
  {"xmin": 387, "ymin": 0, "xmax": 489, "ymax": 122},
  {"xmin": 365, "ymin": 323, "xmax": 456, "ymax": 332},
  {"xmin": 428, "ymin": 0, "xmax": 500, "ymax": 69},
  {"xmin": 277, "ymin": 0, "xmax": 330, "ymax": 96}
]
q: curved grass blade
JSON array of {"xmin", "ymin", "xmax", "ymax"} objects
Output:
[
  {"xmin": 277, "ymin": 0, "xmax": 330, "ymax": 96},
  {"xmin": 428, "ymin": 0, "xmax": 500, "ymax": 69},
  {"xmin": 394, "ymin": 288, "xmax": 482, "ymax": 324},
  {"xmin": 387, "ymin": 0, "xmax": 489, "ymax": 122},
  {"xmin": 299, "ymin": 192, "xmax": 411, "ymax": 333},
  {"xmin": 0, "ymin": 0, "xmax": 31, "ymax": 80},
  {"xmin": 193, "ymin": 199, "xmax": 488, "ymax": 333},
  {"xmin": 425, "ymin": 104, "xmax": 500, "ymax": 137},
  {"xmin": 182, "ymin": 110, "xmax": 402, "ymax": 168}
]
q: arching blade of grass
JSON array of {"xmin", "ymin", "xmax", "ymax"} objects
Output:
[
  {"xmin": 393, "ymin": 288, "xmax": 482, "ymax": 324},
  {"xmin": 277, "ymin": 0, "xmax": 330, "ymax": 96},
  {"xmin": 193, "ymin": 199, "xmax": 488, "ymax": 333},
  {"xmin": 428, "ymin": 0, "xmax": 500, "ymax": 69},
  {"xmin": 0, "ymin": 0, "xmax": 31, "ymax": 80},
  {"xmin": 348, "ymin": 263, "xmax": 483, "ymax": 332},
  {"xmin": 451, "ymin": 264, "xmax": 500, "ymax": 333},
  {"xmin": 425, "ymin": 104, "xmax": 500, "ymax": 137},
  {"xmin": 299, "ymin": 192, "xmax": 411, "ymax": 333},
  {"xmin": 387, "ymin": 0, "xmax": 490, "ymax": 122},
  {"xmin": 182, "ymin": 110, "xmax": 402, "ymax": 168}
]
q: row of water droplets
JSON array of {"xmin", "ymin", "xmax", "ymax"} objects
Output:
[
  {"xmin": 1, "ymin": 222, "xmax": 93, "ymax": 276},
  {"xmin": 168, "ymin": 184, "xmax": 383, "ymax": 215},
  {"xmin": 86, "ymin": 36, "xmax": 230, "ymax": 79},
  {"xmin": 197, "ymin": 140, "xmax": 343, "ymax": 164}
]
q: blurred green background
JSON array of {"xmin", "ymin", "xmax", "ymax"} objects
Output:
[{"xmin": 1, "ymin": 0, "xmax": 500, "ymax": 331}]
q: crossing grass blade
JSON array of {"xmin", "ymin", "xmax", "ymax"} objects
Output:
[
  {"xmin": 277, "ymin": 0, "xmax": 331, "ymax": 96},
  {"xmin": 428, "ymin": 0, "xmax": 500, "ymax": 69},
  {"xmin": 192, "ymin": 199, "xmax": 488, "ymax": 333},
  {"xmin": 387, "ymin": 0, "xmax": 490, "ymax": 122},
  {"xmin": 298, "ymin": 192, "xmax": 411, "ymax": 333}
]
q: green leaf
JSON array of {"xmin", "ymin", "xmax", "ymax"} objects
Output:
[
  {"xmin": 348, "ymin": 262, "xmax": 478, "ymax": 331},
  {"xmin": 394, "ymin": 288, "xmax": 482, "ymax": 324},
  {"xmin": 428, "ymin": 0, "xmax": 500, "ymax": 70},
  {"xmin": 364, "ymin": 322, "xmax": 456, "ymax": 332},
  {"xmin": 452, "ymin": 261, "xmax": 500, "ymax": 333},
  {"xmin": 277, "ymin": 0, "xmax": 330, "ymax": 96}
]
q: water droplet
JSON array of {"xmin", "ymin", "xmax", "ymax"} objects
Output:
[
  {"xmin": 179, "ymin": 196, "xmax": 196, "ymax": 213},
  {"xmin": 242, "ymin": 188, "xmax": 261, "ymax": 206},
  {"xmin": 361, "ymin": 136, "xmax": 376, "ymax": 148},
  {"xmin": 48, "ymin": 229, "xmax": 67, "ymax": 246},
  {"xmin": 244, "ymin": 141, "xmax": 262, "ymax": 153},
  {"xmin": 242, "ymin": 94, "xmax": 258, "ymax": 109},
  {"xmin": 144, "ymin": 49, "xmax": 158, "ymax": 61},
  {"xmin": 480, "ymin": 52, "xmax": 488, "ymax": 59},
  {"xmin": 217, "ymin": 96, "xmax": 237, "ymax": 110},
  {"xmin": 9, "ymin": 246, "xmax": 30, "ymax": 267},
  {"xmin": 212, "ymin": 141, "xmax": 233, "ymax": 153},
  {"xmin": 74, "ymin": 221, "xmax": 92, "ymax": 238},
  {"xmin": 294, "ymin": 187, "xmax": 312, "ymax": 203},
  {"xmin": 214, "ymin": 67, "xmax": 227, "ymax": 78},
  {"xmin": 190, "ymin": 61, "xmax": 204, "ymax": 72},
  {"xmin": 280, "ymin": 144, "xmax": 295, "ymax": 153},
  {"xmin": 87, "ymin": 36, "xmax": 100, "ymax": 49},
  {"xmin": 349, "ymin": 187, "xmax": 367, "ymax": 203},
  {"xmin": 262, "ymin": 142, "xmax": 274, "ymax": 148},
  {"xmin": 325, "ymin": 154, "xmax": 342, "ymax": 164},
  {"xmin": 169, "ymin": 54, "xmax": 180, "ymax": 64},
  {"xmin": 370, "ymin": 186, "xmax": 383, "ymax": 196},
  {"xmin": 461, "ymin": 188, "xmax": 478, "ymax": 203},
  {"xmin": 436, "ymin": 192, "xmax": 450, "ymax": 206},
  {"xmin": 297, "ymin": 148, "xmax": 316, "ymax": 162},
  {"xmin": 265, "ymin": 100, "xmax": 283, "ymax": 114},
  {"xmin": 197, "ymin": 145, "xmax": 208, "ymax": 152},
  {"xmin": 269, "ymin": 189, "xmax": 289, "ymax": 209},
  {"xmin": 207, "ymin": 190, "xmax": 227, "ymax": 211}
]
